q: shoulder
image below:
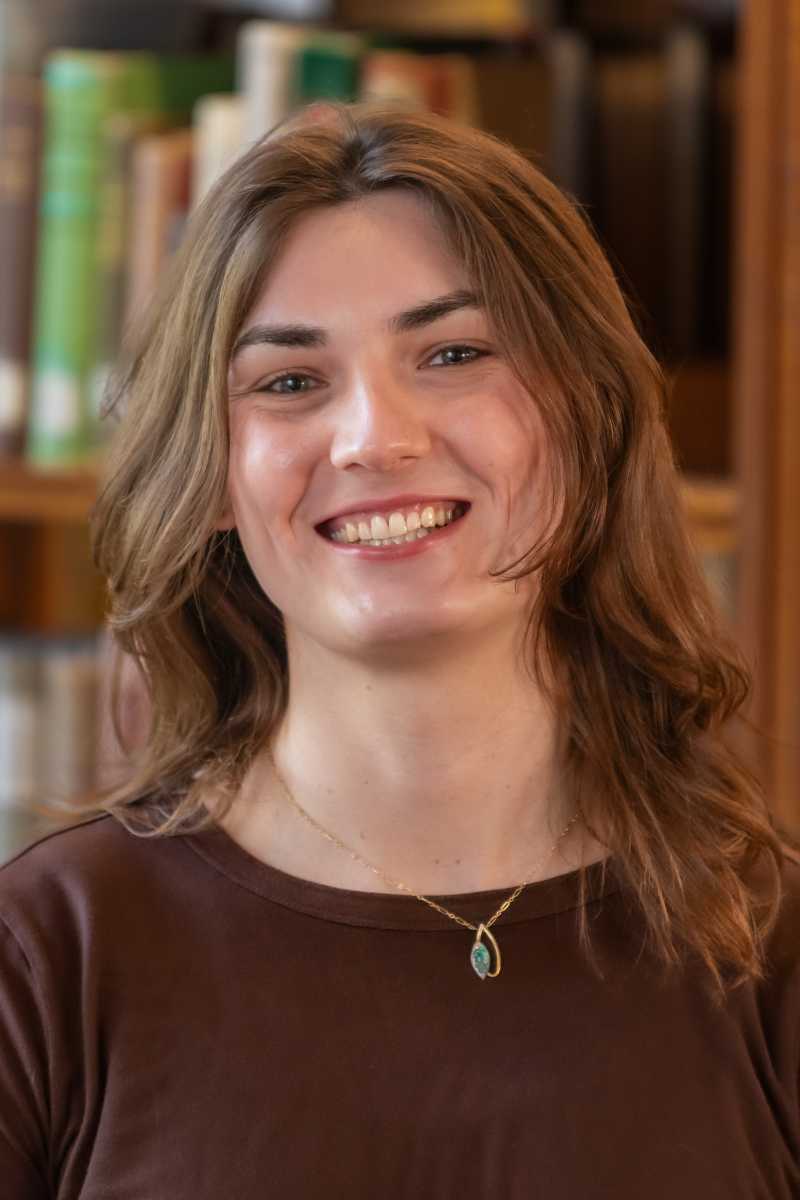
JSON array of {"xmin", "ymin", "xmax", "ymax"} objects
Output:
[
  {"xmin": 769, "ymin": 845, "xmax": 800, "ymax": 954},
  {"xmin": 740, "ymin": 842, "xmax": 800, "ymax": 986},
  {"xmin": 0, "ymin": 813, "xmax": 191, "ymax": 957},
  {"xmin": 2, "ymin": 812, "xmax": 153, "ymax": 896},
  {"xmin": 775, "ymin": 842, "xmax": 800, "ymax": 903},
  {"xmin": 754, "ymin": 842, "xmax": 800, "ymax": 920}
]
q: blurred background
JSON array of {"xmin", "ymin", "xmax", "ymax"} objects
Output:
[{"xmin": 0, "ymin": 0, "xmax": 798, "ymax": 861}]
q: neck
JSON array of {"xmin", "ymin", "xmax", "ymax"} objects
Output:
[{"xmin": 218, "ymin": 626, "xmax": 608, "ymax": 895}]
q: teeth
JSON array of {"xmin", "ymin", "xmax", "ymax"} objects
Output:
[
  {"xmin": 329, "ymin": 525, "xmax": 436, "ymax": 545},
  {"xmin": 328, "ymin": 503, "xmax": 465, "ymax": 544},
  {"xmin": 366, "ymin": 528, "xmax": 431, "ymax": 546}
]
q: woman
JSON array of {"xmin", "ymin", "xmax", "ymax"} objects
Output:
[{"xmin": 1, "ymin": 101, "xmax": 798, "ymax": 1198}]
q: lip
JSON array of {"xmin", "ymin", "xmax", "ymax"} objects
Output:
[
  {"xmin": 315, "ymin": 494, "xmax": 469, "ymax": 533},
  {"xmin": 317, "ymin": 505, "xmax": 470, "ymax": 559}
]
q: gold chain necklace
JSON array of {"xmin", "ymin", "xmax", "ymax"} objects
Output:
[{"xmin": 265, "ymin": 749, "xmax": 581, "ymax": 981}]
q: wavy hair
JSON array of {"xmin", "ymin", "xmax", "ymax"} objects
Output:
[{"xmin": 74, "ymin": 100, "xmax": 797, "ymax": 1005}]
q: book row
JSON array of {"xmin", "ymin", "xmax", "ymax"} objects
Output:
[
  {"xmin": 0, "ymin": 16, "xmax": 735, "ymax": 470},
  {"xmin": 0, "ymin": 632, "xmax": 100, "ymax": 863}
]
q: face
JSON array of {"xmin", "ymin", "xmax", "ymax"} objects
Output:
[{"xmin": 221, "ymin": 189, "xmax": 556, "ymax": 663}]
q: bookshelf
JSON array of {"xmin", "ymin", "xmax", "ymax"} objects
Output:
[
  {"xmin": 0, "ymin": 463, "xmax": 98, "ymax": 523},
  {"xmin": 0, "ymin": 0, "xmax": 798, "ymax": 848}
]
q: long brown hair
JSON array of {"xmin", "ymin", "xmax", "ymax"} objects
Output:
[{"xmin": 81, "ymin": 100, "xmax": 796, "ymax": 1004}]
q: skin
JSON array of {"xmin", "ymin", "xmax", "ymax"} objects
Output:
[{"xmin": 214, "ymin": 188, "xmax": 609, "ymax": 894}]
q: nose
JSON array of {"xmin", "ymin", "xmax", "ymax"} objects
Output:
[{"xmin": 328, "ymin": 367, "xmax": 432, "ymax": 473}]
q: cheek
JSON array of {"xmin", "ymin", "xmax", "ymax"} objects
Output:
[
  {"xmin": 226, "ymin": 408, "xmax": 307, "ymax": 514},
  {"xmin": 461, "ymin": 386, "xmax": 549, "ymax": 508}
]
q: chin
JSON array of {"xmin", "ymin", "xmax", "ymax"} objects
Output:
[{"xmin": 338, "ymin": 613, "xmax": 484, "ymax": 662}]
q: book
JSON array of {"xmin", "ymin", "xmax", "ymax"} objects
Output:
[
  {"xmin": 593, "ymin": 35, "xmax": 713, "ymax": 363},
  {"xmin": 91, "ymin": 110, "xmax": 172, "ymax": 448},
  {"xmin": 0, "ymin": 636, "xmax": 39, "ymax": 819},
  {"xmin": 124, "ymin": 127, "xmax": 194, "ymax": 329},
  {"xmin": 191, "ymin": 93, "xmax": 245, "ymax": 207},
  {"xmin": 26, "ymin": 50, "xmax": 234, "ymax": 470},
  {"xmin": 38, "ymin": 634, "xmax": 100, "ymax": 816},
  {"xmin": 425, "ymin": 55, "xmax": 479, "ymax": 123},
  {"xmin": 544, "ymin": 29, "xmax": 592, "ymax": 205},
  {"xmin": 359, "ymin": 50, "xmax": 433, "ymax": 110},
  {"xmin": 0, "ymin": 73, "xmax": 43, "ymax": 457},
  {"xmin": 96, "ymin": 55, "xmax": 235, "ymax": 438},
  {"xmin": 237, "ymin": 21, "xmax": 313, "ymax": 147},
  {"xmin": 663, "ymin": 25, "xmax": 710, "ymax": 361},
  {"xmin": 705, "ymin": 56, "xmax": 734, "ymax": 357},
  {"xmin": 0, "ymin": 632, "xmax": 100, "ymax": 863},
  {"xmin": 359, "ymin": 49, "xmax": 478, "ymax": 122},
  {"xmin": 471, "ymin": 48, "xmax": 552, "ymax": 170},
  {"xmin": 0, "ymin": 0, "xmax": 49, "ymax": 73},
  {"xmin": 295, "ymin": 31, "xmax": 365, "ymax": 105},
  {"xmin": 27, "ymin": 52, "xmax": 159, "ymax": 470},
  {"xmin": 593, "ymin": 51, "xmax": 669, "ymax": 355},
  {"xmin": 237, "ymin": 23, "xmax": 370, "ymax": 145}
]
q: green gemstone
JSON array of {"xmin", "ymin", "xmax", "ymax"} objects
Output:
[{"xmin": 471, "ymin": 942, "xmax": 491, "ymax": 979}]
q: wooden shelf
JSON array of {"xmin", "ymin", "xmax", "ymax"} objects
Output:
[
  {"xmin": 679, "ymin": 472, "xmax": 738, "ymax": 558},
  {"xmin": 666, "ymin": 358, "xmax": 731, "ymax": 476},
  {"xmin": 0, "ymin": 462, "xmax": 99, "ymax": 524}
]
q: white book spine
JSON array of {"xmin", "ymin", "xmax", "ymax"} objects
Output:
[
  {"xmin": 0, "ymin": 636, "xmax": 41, "ymax": 864},
  {"xmin": 191, "ymin": 93, "xmax": 245, "ymax": 207},
  {"xmin": 236, "ymin": 21, "xmax": 312, "ymax": 148},
  {"xmin": 39, "ymin": 635, "xmax": 100, "ymax": 812},
  {"xmin": 0, "ymin": 636, "xmax": 39, "ymax": 811}
]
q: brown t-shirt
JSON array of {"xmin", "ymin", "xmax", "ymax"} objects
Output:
[{"xmin": 1, "ymin": 813, "xmax": 798, "ymax": 1198}]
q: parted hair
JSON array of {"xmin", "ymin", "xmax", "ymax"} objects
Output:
[{"xmin": 77, "ymin": 100, "xmax": 796, "ymax": 1004}]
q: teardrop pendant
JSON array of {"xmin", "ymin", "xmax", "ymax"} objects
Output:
[{"xmin": 470, "ymin": 923, "xmax": 502, "ymax": 980}]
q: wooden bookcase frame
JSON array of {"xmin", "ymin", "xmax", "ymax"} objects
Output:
[{"xmin": 734, "ymin": 0, "xmax": 800, "ymax": 829}]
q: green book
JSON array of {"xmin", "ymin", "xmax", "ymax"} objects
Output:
[
  {"xmin": 26, "ymin": 51, "xmax": 234, "ymax": 469},
  {"xmin": 295, "ymin": 32, "xmax": 366, "ymax": 105}
]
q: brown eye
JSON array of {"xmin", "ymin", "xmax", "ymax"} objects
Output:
[
  {"xmin": 428, "ymin": 345, "xmax": 489, "ymax": 367},
  {"xmin": 257, "ymin": 372, "xmax": 317, "ymax": 395}
]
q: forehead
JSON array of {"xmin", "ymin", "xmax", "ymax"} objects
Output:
[{"xmin": 247, "ymin": 190, "xmax": 473, "ymax": 325}]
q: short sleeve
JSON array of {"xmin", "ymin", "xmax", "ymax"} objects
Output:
[{"xmin": 0, "ymin": 914, "xmax": 51, "ymax": 1198}]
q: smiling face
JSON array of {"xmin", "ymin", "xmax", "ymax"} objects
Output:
[{"xmin": 221, "ymin": 189, "xmax": 557, "ymax": 662}]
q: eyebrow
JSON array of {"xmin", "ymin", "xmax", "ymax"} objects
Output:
[{"xmin": 231, "ymin": 288, "xmax": 482, "ymax": 358}]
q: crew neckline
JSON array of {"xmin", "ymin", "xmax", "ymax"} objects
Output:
[{"xmin": 182, "ymin": 818, "xmax": 624, "ymax": 931}]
